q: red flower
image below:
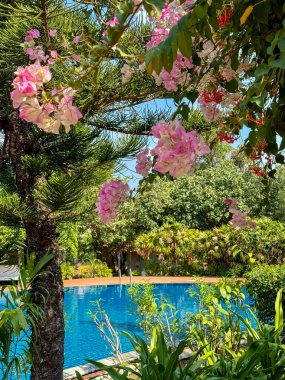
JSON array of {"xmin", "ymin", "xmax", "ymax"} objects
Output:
[
  {"xmin": 217, "ymin": 6, "xmax": 234, "ymax": 27},
  {"xmin": 217, "ymin": 131, "xmax": 237, "ymax": 143},
  {"xmin": 250, "ymin": 166, "xmax": 267, "ymax": 177},
  {"xmin": 202, "ymin": 87, "xmax": 225, "ymax": 104}
]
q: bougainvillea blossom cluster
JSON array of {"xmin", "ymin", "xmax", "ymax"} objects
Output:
[
  {"xmin": 11, "ymin": 29, "xmax": 82, "ymax": 133},
  {"xmin": 135, "ymin": 149, "xmax": 152, "ymax": 177},
  {"xmin": 150, "ymin": 119, "xmax": 211, "ymax": 177},
  {"xmin": 96, "ymin": 180, "xmax": 130, "ymax": 224},
  {"xmin": 146, "ymin": 1, "xmax": 194, "ymax": 91},
  {"xmin": 224, "ymin": 198, "xmax": 256, "ymax": 229}
]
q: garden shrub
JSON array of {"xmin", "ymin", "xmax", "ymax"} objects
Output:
[
  {"xmin": 61, "ymin": 263, "xmax": 75, "ymax": 280},
  {"xmin": 245, "ymin": 264, "xmax": 285, "ymax": 323},
  {"xmin": 89, "ymin": 258, "xmax": 112, "ymax": 277},
  {"xmin": 62, "ymin": 259, "xmax": 112, "ymax": 279},
  {"xmin": 136, "ymin": 218, "xmax": 285, "ymax": 276},
  {"xmin": 76, "ymin": 259, "xmax": 112, "ymax": 278},
  {"xmin": 200, "ymin": 218, "xmax": 285, "ymax": 274}
]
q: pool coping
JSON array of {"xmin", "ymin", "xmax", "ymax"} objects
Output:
[
  {"xmin": 63, "ymin": 276, "xmax": 233, "ymax": 288},
  {"xmin": 63, "ymin": 347, "xmax": 192, "ymax": 379}
]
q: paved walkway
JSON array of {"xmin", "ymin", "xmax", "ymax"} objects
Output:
[{"xmin": 63, "ymin": 276, "xmax": 223, "ymax": 287}]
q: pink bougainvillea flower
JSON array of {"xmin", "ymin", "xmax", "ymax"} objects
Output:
[
  {"xmin": 151, "ymin": 120, "xmax": 210, "ymax": 178},
  {"xmin": 11, "ymin": 89, "xmax": 27, "ymax": 109},
  {"xmin": 96, "ymin": 180, "xmax": 129, "ymax": 224},
  {"xmin": 49, "ymin": 29, "xmax": 57, "ymax": 37},
  {"xmin": 37, "ymin": 115, "xmax": 61, "ymax": 134},
  {"xmin": 73, "ymin": 35, "xmax": 80, "ymax": 44},
  {"xmin": 224, "ymin": 198, "xmax": 256, "ymax": 229},
  {"xmin": 25, "ymin": 29, "xmax": 40, "ymax": 42},
  {"xmin": 44, "ymin": 102, "xmax": 57, "ymax": 115},
  {"xmin": 135, "ymin": 149, "xmax": 152, "ymax": 176},
  {"xmin": 106, "ymin": 15, "xmax": 119, "ymax": 27},
  {"xmin": 25, "ymin": 46, "xmax": 48, "ymax": 62},
  {"xmin": 14, "ymin": 63, "xmax": 52, "ymax": 87},
  {"xmin": 72, "ymin": 54, "xmax": 80, "ymax": 61},
  {"xmin": 55, "ymin": 95, "xmax": 83, "ymax": 128},
  {"xmin": 50, "ymin": 50, "xmax": 58, "ymax": 59},
  {"xmin": 19, "ymin": 97, "xmax": 44, "ymax": 124},
  {"xmin": 11, "ymin": 32, "xmax": 82, "ymax": 134}
]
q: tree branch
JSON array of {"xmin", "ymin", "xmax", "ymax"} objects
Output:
[{"xmin": 88, "ymin": 121, "xmax": 150, "ymax": 135}]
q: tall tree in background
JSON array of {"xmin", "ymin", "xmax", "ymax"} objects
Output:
[{"xmin": 0, "ymin": 1, "xmax": 167, "ymax": 378}]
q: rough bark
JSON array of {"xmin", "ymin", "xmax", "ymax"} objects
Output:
[
  {"xmin": 26, "ymin": 220, "xmax": 64, "ymax": 380},
  {"xmin": 5, "ymin": 113, "xmax": 64, "ymax": 380}
]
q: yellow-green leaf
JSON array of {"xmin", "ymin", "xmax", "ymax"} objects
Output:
[{"xmin": 240, "ymin": 5, "xmax": 254, "ymax": 25}]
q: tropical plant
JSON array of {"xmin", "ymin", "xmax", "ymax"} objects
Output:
[
  {"xmin": 0, "ymin": 254, "xmax": 51, "ymax": 380},
  {"xmin": 61, "ymin": 262, "xmax": 76, "ymax": 280},
  {"xmin": 128, "ymin": 283, "xmax": 180, "ymax": 347},
  {"xmin": 89, "ymin": 301, "xmax": 123, "ymax": 363},
  {"xmin": 81, "ymin": 290, "xmax": 285, "ymax": 380},
  {"xmin": 135, "ymin": 218, "xmax": 285, "ymax": 276},
  {"xmin": 76, "ymin": 259, "xmax": 113, "ymax": 278},
  {"xmin": 246, "ymin": 264, "xmax": 285, "ymax": 324},
  {"xmin": 84, "ymin": 326, "xmax": 206, "ymax": 380}
]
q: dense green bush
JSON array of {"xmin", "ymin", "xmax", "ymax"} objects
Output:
[
  {"xmin": 61, "ymin": 259, "xmax": 112, "ymax": 279},
  {"xmin": 136, "ymin": 219, "xmax": 285, "ymax": 276},
  {"xmin": 133, "ymin": 158, "xmax": 266, "ymax": 231},
  {"xmin": 61, "ymin": 263, "xmax": 76, "ymax": 280},
  {"xmin": 246, "ymin": 265, "xmax": 285, "ymax": 324},
  {"xmin": 76, "ymin": 259, "xmax": 112, "ymax": 278}
]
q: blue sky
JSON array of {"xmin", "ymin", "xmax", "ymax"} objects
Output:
[{"xmin": 118, "ymin": 98, "xmax": 176, "ymax": 189}]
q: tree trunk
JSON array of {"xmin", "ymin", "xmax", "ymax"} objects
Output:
[
  {"xmin": 26, "ymin": 220, "xmax": 64, "ymax": 380},
  {"xmin": 4, "ymin": 114, "xmax": 64, "ymax": 380}
]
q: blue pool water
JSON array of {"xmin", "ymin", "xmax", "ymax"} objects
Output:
[
  {"xmin": 63, "ymin": 283, "xmax": 252, "ymax": 368},
  {"xmin": 1, "ymin": 283, "xmax": 254, "ymax": 379}
]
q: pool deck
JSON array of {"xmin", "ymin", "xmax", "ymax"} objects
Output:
[{"xmin": 63, "ymin": 276, "xmax": 226, "ymax": 287}]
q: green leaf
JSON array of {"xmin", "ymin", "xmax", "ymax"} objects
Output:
[
  {"xmin": 220, "ymin": 287, "xmax": 227, "ymax": 298},
  {"xmin": 275, "ymin": 154, "xmax": 285, "ymax": 164},
  {"xmin": 180, "ymin": 104, "xmax": 190, "ymax": 120},
  {"xmin": 15, "ymin": 308, "xmax": 28, "ymax": 331},
  {"xmin": 144, "ymin": 0, "xmax": 165, "ymax": 15},
  {"xmin": 186, "ymin": 90, "xmax": 199, "ymax": 103},
  {"xmin": 224, "ymin": 79, "xmax": 239, "ymax": 93},
  {"xmin": 231, "ymin": 50, "xmax": 239, "ymax": 71},
  {"xmin": 75, "ymin": 371, "xmax": 84, "ymax": 380},
  {"xmin": 193, "ymin": 4, "xmax": 207, "ymax": 20},
  {"xmin": 274, "ymin": 289, "xmax": 283, "ymax": 332},
  {"xmin": 278, "ymin": 38, "xmax": 285, "ymax": 53},
  {"xmin": 255, "ymin": 64, "xmax": 271, "ymax": 78},
  {"xmin": 253, "ymin": 0, "xmax": 270, "ymax": 24},
  {"xmin": 270, "ymin": 53, "xmax": 285, "ymax": 69},
  {"xmin": 35, "ymin": 174, "xmax": 83, "ymax": 213}
]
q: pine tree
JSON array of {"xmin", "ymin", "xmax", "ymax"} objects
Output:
[{"xmin": 0, "ymin": 1, "xmax": 167, "ymax": 378}]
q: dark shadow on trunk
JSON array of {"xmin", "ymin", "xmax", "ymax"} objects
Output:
[{"xmin": 4, "ymin": 113, "xmax": 65, "ymax": 380}]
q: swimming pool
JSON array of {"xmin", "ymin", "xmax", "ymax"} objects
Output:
[
  {"xmin": 1, "ymin": 282, "xmax": 253, "ymax": 379},
  {"xmin": 64, "ymin": 283, "xmax": 252, "ymax": 369}
]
